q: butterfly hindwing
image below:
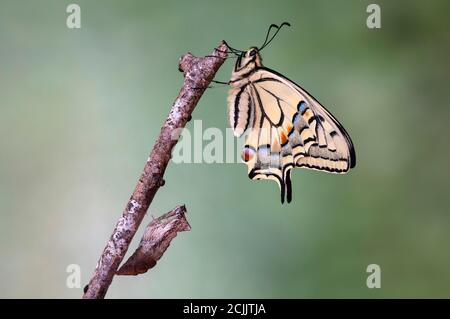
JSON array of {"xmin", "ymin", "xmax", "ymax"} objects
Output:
[{"xmin": 237, "ymin": 83, "xmax": 294, "ymax": 203}]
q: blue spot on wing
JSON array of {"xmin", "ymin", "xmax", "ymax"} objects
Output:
[
  {"xmin": 292, "ymin": 113, "xmax": 300, "ymax": 126},
  {"xmin": 298, "ymin": 101, "xmax": 306, "ymax": 113},
  {"xmin": 258, "ymin": 144, "xmax": 271, "ymax": 155}
]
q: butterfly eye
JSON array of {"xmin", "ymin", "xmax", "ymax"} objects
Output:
[{"xmin": 249, "ymin": 49, "xmax": 257, "ymax": 57}]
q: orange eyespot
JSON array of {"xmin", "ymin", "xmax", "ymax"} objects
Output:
[{"xmin": 242, "ymin": 146, "xmax": 255, "ymax": 162}]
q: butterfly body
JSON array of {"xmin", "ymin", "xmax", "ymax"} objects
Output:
[{"xmin": 227, "ymin": 47, "xmax": 356, "ymax": 204}]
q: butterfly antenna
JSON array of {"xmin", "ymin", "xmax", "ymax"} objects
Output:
[
  {"xmin": 222, "ymin": 40, "xmax": 245, "ymax": 56},
  {"xmin": 259, "ymin": 22, "xmax": 291, "ymax": 51},
  {"xmin": 260, "ymin": 24, "xmax": 280, "ymax": 49}
]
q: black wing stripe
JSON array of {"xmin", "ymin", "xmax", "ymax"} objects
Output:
[
  {"xmin": 256, "ymin": 67, "xmax": 356, "ymax": 168},
  {"xmin": 233, "ymin": 84, "xmax": 250, "ymax": 130}
]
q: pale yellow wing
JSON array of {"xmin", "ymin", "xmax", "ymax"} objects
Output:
[{"xmin": 228, "ymin": 68, "xmax": 356, "ymax": 203}]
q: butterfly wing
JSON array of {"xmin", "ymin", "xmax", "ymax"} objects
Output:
[{"xmin": 228, "ymin": 67, "xmax": 356, "ymax": 203}]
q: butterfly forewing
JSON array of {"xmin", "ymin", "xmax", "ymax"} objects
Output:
[{"xmin": 228, "ymin": 57, "xmax": 355, "ymax": 203}]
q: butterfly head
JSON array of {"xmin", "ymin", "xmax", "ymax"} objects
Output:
[{"xmin": 235, "ymin": 47, "xmax": 263, "ymax": 71}]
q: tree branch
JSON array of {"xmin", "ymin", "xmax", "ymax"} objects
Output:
[{"xmin": 82, "ymin": 42, "xmax": 228, "ymax": 299}]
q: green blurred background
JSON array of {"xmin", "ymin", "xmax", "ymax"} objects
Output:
[{"xmin": 1, "ymin": 0, "xmax": 450, "ymax": 298}]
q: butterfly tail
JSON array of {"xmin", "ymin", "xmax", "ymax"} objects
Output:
[
  {"xmin": 279, "ymin": 169, "xmax": 292, "ymax": 204},
  {"xmin": 285, "ymin": 171, "xmax": 292, "ymax": 203}
]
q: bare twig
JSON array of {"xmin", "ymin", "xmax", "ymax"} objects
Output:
[
  {"xmin": 116, "ymin": 205, "xmax": 191, "ymax": 276},
  {"xmin": 83, "ymin": 42, "xmax": 228, "ymax": 299}
]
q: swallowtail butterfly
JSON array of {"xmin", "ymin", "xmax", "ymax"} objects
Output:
[{"xmin": 225, "ymin": 23, "xmax": 356, "ymax": 203}]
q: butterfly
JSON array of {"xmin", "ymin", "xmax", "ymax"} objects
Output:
[{"xmin": 224, "ymin": 23, "xmax": 356, "ymax": 204}]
